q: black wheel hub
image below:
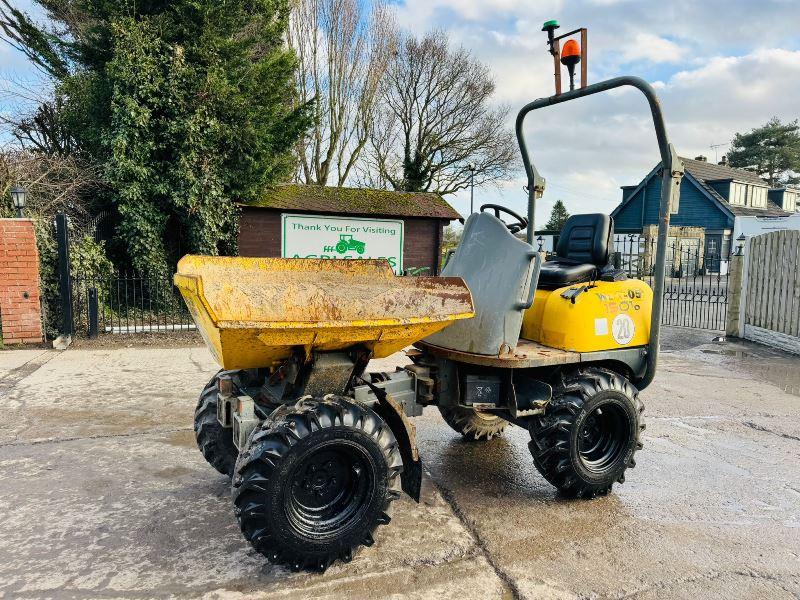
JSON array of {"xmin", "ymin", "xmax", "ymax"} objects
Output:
[
  {"xmin": 578, "ymin": 403, "xmax": 629, "ymax": 473},
  {"xmin": 286, "ymin": 442, "xmax": 374, "ymax": 538}
]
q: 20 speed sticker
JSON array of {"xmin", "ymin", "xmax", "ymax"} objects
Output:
[{"xmin": 611, "ymin": 313, "xmax": 635, "ymax": 345}]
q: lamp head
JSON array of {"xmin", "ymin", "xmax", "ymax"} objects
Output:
[{"xmin": 10, "ymin": 185, "xmax": 26, "ymax": 210}]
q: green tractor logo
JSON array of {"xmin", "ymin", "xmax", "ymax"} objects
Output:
[{"xmin": 333, "ymin": 234, "xmax": 366, "ymax": 255}]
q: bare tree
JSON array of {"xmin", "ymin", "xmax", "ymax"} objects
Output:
[
  {"xmin": 0, "ymin": 144, "xmax": 97, "ymax": 222},
  {"xmin": 288, "ymin": 0, "xmax": 395, "ymax": 186},
  {"xmin": 361, "ymin": 30, "xmax": 516, "ymax": 195},
  {"xmin": 1, "ymin": 94, "xmax": 76, "ymax": 155}
]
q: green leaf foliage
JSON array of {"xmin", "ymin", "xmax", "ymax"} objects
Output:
[
  {"xmin": 727, "ymin": 117, "xmax": 800, "ymax": 188},
  {"xmin": 2, "ymin": 0, "xmax": 311, "ymax": 276},
  {"xmin": 545, "ymin": 199, "xmax": 570, "ymax": 231}
]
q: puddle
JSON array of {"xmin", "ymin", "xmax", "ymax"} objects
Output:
[
  {"xmin": 162, "ymin": 429, "xmax": 196, "ymax": 448},
  {"xmin": 152, "ymin": 465, "xmax": 193, "ymax": 478},
  {"xmin": 698, "ymin": 344, "xmax": 800, "ymax": 397},
  {"xmin": 701, "ymin": 349, "xmax": 752, "ymax": 358}
]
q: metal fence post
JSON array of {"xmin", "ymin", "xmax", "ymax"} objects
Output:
[
  {"xmin": 88, "ymin": 287, "xmax": 99, "ymax": 338},
  {"xmin": 55, "ymin": 213, "xmax": 74, "ymax": 336}
]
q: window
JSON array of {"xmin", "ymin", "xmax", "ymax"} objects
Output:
[
  {"xmin": 748, "ymin": 185, "xmax": 767, "ymax": 208},
  {"xmin": 788, "ymin": 191, "xmax": 800, "ymax": 212},
  {"xmin": 781, "ymin": 191, "xmax": 795, "ymax": 212},
  {"xmin": 729, "ymin": 183, "xmax": 746, "ymax": 205}
]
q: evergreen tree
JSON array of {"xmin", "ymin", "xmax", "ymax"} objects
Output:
[
  {"xmin": 1, "ymin": 0, "xmax": 310, "ymax": 276},
  {"xmin": 727, "ymin": 117, "xmax": 800, "ymax": 187},
  {"xmin": 545, "ymin": 199, "xmax": 570, "ymax": 231}
]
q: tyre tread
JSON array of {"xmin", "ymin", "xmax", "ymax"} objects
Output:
[
  {"xmin": 232, "ymin": 396, "xmax": 402, "ymax": 572},
  {"xmin": 529, "ymin": 367, "xmax": 644, "ymax": 499},
  {"xmin": 438, "ymin": 405, "xmax": 507, "ymax": 441}
]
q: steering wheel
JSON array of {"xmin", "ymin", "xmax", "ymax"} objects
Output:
[{"xmin": 480, "ymin": 204, "xmax": 529, "ymax": 234}]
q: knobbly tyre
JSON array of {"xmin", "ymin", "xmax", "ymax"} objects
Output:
[{"xmin": 176, "ymin": 20, "xmax": 683, "ymax": 573}]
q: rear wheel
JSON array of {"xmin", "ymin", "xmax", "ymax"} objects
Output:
[
  {"xmin": 438, "ymin": 405, "xmax": 507, "ymax": 441},
  {"xmin": 528, "ymin": 367, "xmax": 644, "ymax": 498},
  {"xmin": 232, "ymin": 396, "xmax": 402, "ymax": 572}
]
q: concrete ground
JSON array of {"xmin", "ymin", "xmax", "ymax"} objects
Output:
[{"xmin": 0, "ymin": 327, "xmax": 798, "ymax": 599}]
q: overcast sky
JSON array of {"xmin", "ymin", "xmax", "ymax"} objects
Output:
[{"xmin": 2, "ymin": 0, "xmax": 799, "ymax": 226}]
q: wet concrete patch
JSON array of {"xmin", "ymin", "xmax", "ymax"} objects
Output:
[
  {"xmin": 0, "ymin": 335, "xmax": 799, "ymax": 598},
  {"xmin": 0, "ymin": 431, "xmax": 499, "ymax": 598}
]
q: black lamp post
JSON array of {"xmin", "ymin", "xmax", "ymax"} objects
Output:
[
  {"xmin": 10, "ymin": 185, "xmax": 27, "ymax": 218},
  {"xmin": 736, "ymin": 233, "xmax": 746, "ymax": 256},
  {"xmin": 537, "ymin": 235, "xmax": 544, "ymax": 252},
  {"xmin": 468, "ymin": 163, "xmax": 476, "ymax": 214}
]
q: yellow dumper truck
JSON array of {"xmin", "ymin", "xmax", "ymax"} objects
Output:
[{"xmin": 176, "ymin": 21, "xmax": 684, "ymax": 573}]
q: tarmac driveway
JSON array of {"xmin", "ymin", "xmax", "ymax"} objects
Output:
[{"xmin": 0, "ymin": 328, "xmax": 798, "ymax": 599}]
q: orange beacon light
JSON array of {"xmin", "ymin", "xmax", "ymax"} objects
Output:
[{"xmin": 560, "ymin": 39, "xmax": 581, "ymax": 91}]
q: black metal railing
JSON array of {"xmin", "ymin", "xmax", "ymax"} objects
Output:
[
  {"xmin": 71, "ymin": 272, "xmax": 193, "ymax": 335},
  {"xmin": 64, "ymin": 240, "xmax": 729, "ymax": 336},
  {"xmin": 612, "ymin": 234, "xmax": 730, "ymax": 331}
]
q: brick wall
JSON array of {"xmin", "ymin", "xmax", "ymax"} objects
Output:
[{"xmin": 0, "ymin": 219, "xmax": 43, "ymax": 344}]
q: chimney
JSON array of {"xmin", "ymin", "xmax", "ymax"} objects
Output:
[
  {"xmin": 694, "ymin": 155, "xmax": 707, "ymax": 162},
  {"xmin": 718, "ymin": 155, "xmax": 728, "ymax": 166}
]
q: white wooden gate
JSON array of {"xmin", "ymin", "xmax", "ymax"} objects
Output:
[{"xmin": 739, "ymin": 230, "xmax": 800, "ymax": 353}]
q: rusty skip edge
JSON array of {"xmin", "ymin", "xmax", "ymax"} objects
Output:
[{"xmin": 175, "ymin": 269, "xmax": 474, "ymax": 330}]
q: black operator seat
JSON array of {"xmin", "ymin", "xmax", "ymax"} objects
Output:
[{"xmin": 538, "ymin": 214, "xmax": 613, "ymax": 289}]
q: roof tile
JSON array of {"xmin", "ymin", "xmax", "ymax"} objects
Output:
[{"xmin": 680, "ymin": 156, "xmax": 767, "ymax": 185}]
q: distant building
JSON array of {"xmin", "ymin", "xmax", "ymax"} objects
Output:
[{"xmin": 612, "ymin": 155, "xmax": 799, "ymax": 272}]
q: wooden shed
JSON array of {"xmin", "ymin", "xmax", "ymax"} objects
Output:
[{"xmin": 238, "ymin": 185, "xmax": 462, "ymax": 275}]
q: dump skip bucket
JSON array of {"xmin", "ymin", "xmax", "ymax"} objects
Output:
[{"xmin": 175, "ymin": 256, "xmax": 474, "ymax": 369}]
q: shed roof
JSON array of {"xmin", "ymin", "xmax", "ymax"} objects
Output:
[{"xmin": 240, "ymin": 184, "xmax": 461, "ymax": 220}]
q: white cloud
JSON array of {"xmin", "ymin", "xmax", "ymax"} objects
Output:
[
  {"xmin": 389, "ymin": 0, "xmax": 800, "ymax": 226},
  {"xmin": 447, "ymin": 46, "xmax": 800, "ymax": 226},
  {"xmin": 621, "ymin": 33, "xmax": 687, "ymax": 64}
]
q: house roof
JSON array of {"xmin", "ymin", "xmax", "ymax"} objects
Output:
[
  {"xmin": 681, "ymin": 158, "xmax": 791, "ymax": 216},
  {"xmin": 613, "ymin": 157, "xmax": 792, "ymax": 220},
  {"xmin": 240, "ymin": 184, "xmax": 461, "ymax": 220},
  {"xmin": 681, "ymin": 157, "xmax": 767, "ymax": 185}
]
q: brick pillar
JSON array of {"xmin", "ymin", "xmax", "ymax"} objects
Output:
[{"xmin": 0, "ymin": 218, "xmax": 44, "ymax": 344}]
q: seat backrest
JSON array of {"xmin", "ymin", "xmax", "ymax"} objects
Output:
[
  {"xmin": 424, "ymin": 212, "xmax": 539, "ymax": 356},
  {"xmin": 556, "ymin": 214, "xmax": 612, "ymax": 266}
]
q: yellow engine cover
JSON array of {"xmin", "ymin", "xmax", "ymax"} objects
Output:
[{"xmin": 521, "ymin": 279, "xmax": 652, "ymax": 352}]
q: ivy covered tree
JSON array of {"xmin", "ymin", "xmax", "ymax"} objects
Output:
[
  {"xmin": 1, "ymin": 0, "xmax": 310, "ymax": 276},
  {"xmin": 545, "ymin": 199, "xmax": 570, "ymax": 231},
  {"xmin": 728, "ymin": 118, "xmax": 800, "ymax": 188}
]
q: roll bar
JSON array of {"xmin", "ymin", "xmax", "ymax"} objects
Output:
[{"xmin": 515, "ymin": 75, "xmax": 684, "ymax": 389}]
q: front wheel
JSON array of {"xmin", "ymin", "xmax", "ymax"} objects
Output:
[
  {"xmin": 194, "ymin": 371, "xmax": 239, "ymax": 477},
  {"xmin": 528, "ymin": 367, "xmax": 644, "ymax": 498},
  {"xmin": 232, "ymin": 397, "xmax": 402, "ymax": 572}
]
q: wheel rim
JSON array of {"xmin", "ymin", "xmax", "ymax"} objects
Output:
[
  {"xmin": 578, "ymin": 402, "xmax": 630, "ymax": 473},
  {"xmin": 285, "ymin": 441, "xmax": 375, "ymax": 539}
]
